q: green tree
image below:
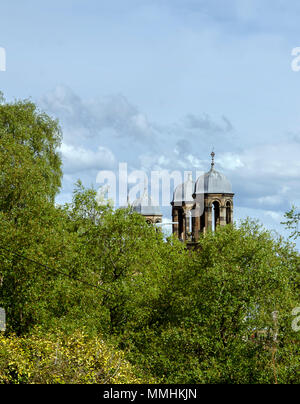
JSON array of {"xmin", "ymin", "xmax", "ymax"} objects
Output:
[
  {"xmin": 1, "ymin": 177, "xmax": 299, "ymax": 383},
  {"xmin": 0, "ymin": 93, "xmax": 67, "ymax": 334},
  {"xmin": 0, "ymin": 92, "xmax": 62, "ymax": 215},
  {"xmin": 117, "ymin": 221, "xmax": 300, "ymax": 383},
  {"xmin": 282, "ymin": 205, "xmax": 300, "ymax": 240},
  {"xmin": 0, "ymin": 94, "xmax": 298, "ymax": 383}
]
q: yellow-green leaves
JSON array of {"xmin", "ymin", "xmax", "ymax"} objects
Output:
[{"xmin": 0, "ymin": 329, "xmax": 143, "ymax": 384}]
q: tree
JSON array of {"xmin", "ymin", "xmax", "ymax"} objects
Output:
[
  {"xmin": 0, "ymin": 94, "xmax": 298, "ymax": 383},
  {"xmin": 1, "ymin": 177, "xmax": 298, "ymax": 383},
  {"xmin": 0, "ymin": 92, "xmax": 62, "ymax": 215},
  {"xmin": 0, "ymin": 93, "xmax": 65, "ymax": 334},
  {"xmin": 282, "ymin": 205, "xmax": 300, "ymax": 240},
  {"xmin": 0, "ymin": 329, "xmax": 149, "ymax": 384},
  {"xmin": 117, "ymin": 221, "xmax": 300, "ymax": 383}
]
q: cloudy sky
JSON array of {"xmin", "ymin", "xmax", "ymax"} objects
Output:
[{"xmin": 1, "ymin": 0, "xmax": 300, "ymax": 247}]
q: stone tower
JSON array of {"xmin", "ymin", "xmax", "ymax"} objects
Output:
[
  {"xmin": 171, "ymin": 173, "xmax": 195, "ymax": 241},
  {"xmin": 171, "ymin": 152, "xmax": 234, "ymax": 242}
]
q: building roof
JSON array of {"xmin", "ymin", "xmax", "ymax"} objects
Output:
[
  {"xmin": 172, "ymin": 173, "xmax": 195, "ymax": 204},
  {"xmin": 132, "ymin": 190, "xmax": 162, "ymax": 216},
  {"xmin": 194, "ymin": 167, "xmax": 232, "ymax": 194}
]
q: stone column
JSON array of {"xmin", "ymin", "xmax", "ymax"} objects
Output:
[
  {"xmin": 207, "ymin": 205, "xmax": 212, "ymax": 230},
  {"xmin": 172, "ymin": 208, "xmax": 179, "ymax": 237},
  {"xmin": 219, "ymin": 204, "xmax": 227, "ymax": 227},
  {"xmin": 194, "ymin": 214, "xmax": 200, "ymax": 241},
  {"xmin": 182, "ymin": 213, "xmax": 186, "ymax": 241}
]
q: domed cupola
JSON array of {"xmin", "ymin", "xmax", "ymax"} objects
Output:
[
  {"xmin": 132, "ymin": 189, "xmax": 162, "ymax": 224},
  {"xmin": 172, "ymin": 173, "xmax": 195, "ymax": 205},
  {"xmin": 194, "ymin": 152, "xmax": 232, "ymax": 195},
  {"xmin": 171, "ymin": 152, "xmax": 234, "ymax": 243}
]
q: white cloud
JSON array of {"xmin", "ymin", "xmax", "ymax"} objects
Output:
[
  {"xmin": 38, "ymin": 85, "xmax": 300, "ymax": 251},
  {"xmin": 257, "ymin": 195, "xmax": 284, "ymax": 207},
  {"xmin": 265, "ymin": 210, "xmax": 283, "ymax": 221},
  {"xmin": 41, "ymin": 86, "xmax": 156, "ymax": 143},
  {"xmin": 239, "ymin": 143, "xmax": 300, "ymax": 178},
  {"xmin": 60, "ymin": 143, "xmax": 115, "ymax": 174},
  {"xmin": 217, "ymin": 152, "xmax": 244, "ymax": 170}
]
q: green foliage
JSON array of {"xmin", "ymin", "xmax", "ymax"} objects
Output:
[
  {"xmin": 0, "ymin": 94, "xmax": 299, "ymax": 384},
  {"xmin": 116, "ymin": 222, "xmax": 300, "ymax": 383},
  {"xmin": 0, "ymin": 329, "xmax": 144, "ymax": 384},
  {"xmin": 1, "ymin": 181, "xmax": 299, "ymax": 383},
  {"xmin": 0, "ymin": 94, "xmax": 62, "ymax": 215},
  {"xmin": 282, "ymin": 205, "xmax": 300, "ymax": 240}
]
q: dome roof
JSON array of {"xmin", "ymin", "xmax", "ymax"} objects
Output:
[
  {"xmin": 194, "ymin": 167, "xmax": 232, "ymax": 195},
  {"xmin": 172, "ymin": 173, "xmax": 195, "ymax": 204},
  {"xmin": 132, "ymin": 190, "xmax": 162, "ymax": 216}
]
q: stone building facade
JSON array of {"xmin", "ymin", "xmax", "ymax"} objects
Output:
[
  {"xmin": 131, "ymin": 152, "xmax": 234, "ymax": 243},
  {"xmin": 171, "ymin": 152, "xmax": 234, "ymax": 242}
]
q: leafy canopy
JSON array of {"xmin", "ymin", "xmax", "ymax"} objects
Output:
[
  {"xmin": 0, "ymin": 94, "xmax": 299, "ymax": 384},
  {"xmin": 0, "ymin": 92, "xmax": 62, "ymax": 215}
]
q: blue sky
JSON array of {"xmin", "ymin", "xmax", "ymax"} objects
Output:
[{"xmin": 0, "ymin": 0, "xmax": 299, "ymax": 247}]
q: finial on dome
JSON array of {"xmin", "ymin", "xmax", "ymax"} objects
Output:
[{"xmin": 211, "ymin": 150, "xmax": 215, "ymax": 169}]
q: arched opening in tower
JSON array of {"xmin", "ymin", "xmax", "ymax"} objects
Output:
[
  {"xmin": 212, "ymin": 201, "xmax": 220, "ymax": 231},
  {"xmin": 178, "ymin": 208, "xmax": 184, "ymax": 239},
  {"xmin": 200, "ymin": 210, "xmax": 205, "ymax": 232},
  {"xmin": 226, "ymin": 201, "xmax": 231, "ymax": 224},
  {"xmin": 188, "ymin": 210, "xmax": 192, "ymax": 234}
]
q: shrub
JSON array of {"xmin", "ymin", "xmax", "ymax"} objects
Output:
[{"xmin": 0, "ymin": 329, "xmax": 144, "ymax": 384}]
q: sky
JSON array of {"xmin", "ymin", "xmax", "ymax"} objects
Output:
[{"xmin": 0, "ymin": 0, "xmax": 299, "ymax": 248}]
